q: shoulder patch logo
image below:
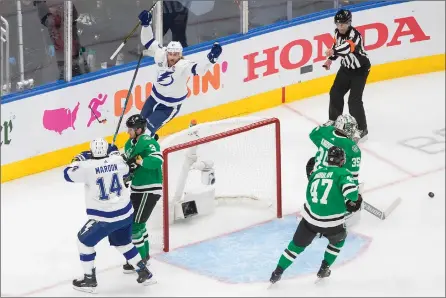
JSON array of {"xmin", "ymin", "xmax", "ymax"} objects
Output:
[{"xmin": 352, "ymin": 145, "xmax": 359, "ymax": 153}]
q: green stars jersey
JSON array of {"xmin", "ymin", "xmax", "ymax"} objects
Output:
[
  {"xmin": 303, "ymin": 166, "xmax": 359, "ymax": 228},
  {"xmin": 124, "ymin": 135, "xmax": 163, "ymax": 194},
  {"xmin": 310, "ymin": 125, "xmax": 361, "ymax": 184}
]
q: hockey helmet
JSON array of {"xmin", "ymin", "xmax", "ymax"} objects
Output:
[
  {"xmin": 167, "ymin": 41, "xmax": 183, "ymax": 54},
  {"xmin": 90, "ymin": 138, "xmax": 109, "ymax": 158},
  {"xmin": 126, "ymin": 114, "xmax": 146, "ymax": 130},
  {"xmin": 334, "ymin": 114, "xmax": 358, "ymax": 139},
  {"xmin": 334, "ymin": 9, "xmax": 352, "ymax": 24},
  {"xmin": 327, "ymin": 146, "xmax": 346, "ymax": 167}
]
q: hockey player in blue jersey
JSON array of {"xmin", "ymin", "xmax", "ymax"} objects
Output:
[
  {"xmin": 64, "ymin": 138, "xmax": 155, "ymax": 293},
  {"xmin": 72, "ymin": 142, "xmax": 120, "ymax": 162},
  {"xmin": 138, "ymin": 9, "xmax": 223, "ymax": 137}
]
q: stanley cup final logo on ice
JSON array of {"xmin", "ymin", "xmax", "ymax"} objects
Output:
[
  {"xmin": 243, "ymin": 16, "xmax": 430, "ymax": 82},
  {"xmin": 113, "ymin": 61, "xmax": 228, "ymax": 117}
]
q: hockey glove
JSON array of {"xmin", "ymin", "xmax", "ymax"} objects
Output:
[
  {"xmin": 346, "ymin": 194, "xmax": 363, "ymax": 213},
  {"xmin": 72, "ymin": 151, "xmax": 91, "ymax": 162},
  {"xmin": 124, "ymin": 155, "xmax": 142, "ymax": 173},
  {"xmin": 123, "ymin": 173, "xmax": 133, "ymax": 188},
  {"xmin": 108, "ymin": 144, "xmax": 121, "ymax": 157},
  {"xmin": 207, "ymin": 42, "xmax": 222, "ymax": 64},
  {"xmin": 138, "ymin": 10, "xmax": 152, "ymax": 26}
]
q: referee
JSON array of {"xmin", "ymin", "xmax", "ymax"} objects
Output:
[{"xmin": 323, "ymin": 9, "xmax": 370, "ymax": 142}]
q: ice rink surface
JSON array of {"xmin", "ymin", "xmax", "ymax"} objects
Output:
[{"xmin": 2, "ymin": 71, "xmax": 445, "ymax": 297}]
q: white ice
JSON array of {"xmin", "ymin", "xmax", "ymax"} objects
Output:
[{"xmin": 1, "ymin": 71, "xmax": 445, "ymax": 297}]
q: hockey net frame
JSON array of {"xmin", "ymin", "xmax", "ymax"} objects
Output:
[{"xmin": 161, "ymin": 117, "xmax": 282, "ymax": 252}]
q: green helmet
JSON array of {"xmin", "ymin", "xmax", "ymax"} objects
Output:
[{"xmin": 334, "ymin": 114, "xmax": 358, "ymax": 139}]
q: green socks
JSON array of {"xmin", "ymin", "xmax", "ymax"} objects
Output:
[
  {"xmin": 323, "ymin": 239, "xmax": 345, "ymax": 266},
  {"xmin": 277, "ymin": 241, "xmax": 306, "ymax": 270},
  {"xmin": 132, "ymin": 223, "xmax": 148, "ymax": 259}
]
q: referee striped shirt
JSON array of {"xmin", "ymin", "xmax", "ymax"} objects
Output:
[{"xmin": 329, "ymin": 26, "xmax": 370, "ymax": 70}]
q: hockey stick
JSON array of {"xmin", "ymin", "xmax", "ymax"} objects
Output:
[
  {"xmin": 88, "ymin": 105, "xmax": 107, "ymax": 124},
  {"xmin": 112, "ymin": 51, "xmax": 144, "ymax": 146},
  {"xmin": 358, "ymin": 183, "xmax": 401, "ymax": 220},
  {"xmin": 109, "ymin": 0, "xmax": 160, "ymax": 60},
  {"xmin": 362, "ymin": 198, "xmax": 402, "ymax": 220}
]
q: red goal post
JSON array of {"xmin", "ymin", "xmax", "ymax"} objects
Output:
[{"xmin": 161, "ymin": 117, "xmax": 282, "ymax": 252}]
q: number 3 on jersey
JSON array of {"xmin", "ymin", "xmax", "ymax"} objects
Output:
[
  {"xmin": 96, "ymin": 173, "xmax": 122, "ymax": 200},
  {"xmin": 310, "ymin": 179, "xmax": 333, "ymax": 204}
]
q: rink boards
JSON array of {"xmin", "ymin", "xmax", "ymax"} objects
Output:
[{"xmin": 1, "ymin": 0, "xmax": 445, "ymax": 182}]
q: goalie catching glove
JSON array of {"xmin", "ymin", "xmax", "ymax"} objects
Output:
[{"xmin": 346, "ymin": 193, "xmax": 363, "ymax": 213}]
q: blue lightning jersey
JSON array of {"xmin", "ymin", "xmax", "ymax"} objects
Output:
[{"xmin": 140, "ymin": 25, "xmax": 214, "ymax": 107}]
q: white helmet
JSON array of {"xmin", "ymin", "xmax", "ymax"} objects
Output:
[
  {"xmin": 167, "ymin": 41, "xmax": 183, "ymax": 54},
  {"xmin": 90, "ymin": 138, "xmax": 109, "ymax": 158},
  {"xmin": 334, "ymin": 114, "xmax": 358, "ymax": 139}
]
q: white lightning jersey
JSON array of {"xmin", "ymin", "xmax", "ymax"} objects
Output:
[
  {"xmin": 63, "ymin": 155, "xmax": 133, "ymax": 223},
  {"xmin": 140, "ymin": 25, "xmax": 214, "ymax": 107}
]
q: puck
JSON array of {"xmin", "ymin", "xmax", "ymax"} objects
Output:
[{"xmin": 428, "ymin": 192, "xmax": 435, "ymax": 198}]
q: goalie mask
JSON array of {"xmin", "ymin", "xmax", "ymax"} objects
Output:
[
  {"xmin": 90, "ymin": 138, "xmax": 109, "ymax": 158},
  {"xmin": 334, "ymin": 114, "xmax": 358, "ymax": 139}
]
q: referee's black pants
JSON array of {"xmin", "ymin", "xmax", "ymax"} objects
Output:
[{"xmin": 328, "ymin": 64, "xmax": 370, "ymax": 131}]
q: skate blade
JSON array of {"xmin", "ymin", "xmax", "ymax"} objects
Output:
[
  {"xmin": 73, "ymin": 285, "xmax": 97, "ymax": 294},
  {"xmin": 141, "ymin": 277, "xmax": 157, "ymax": 286},
  {"xmin": 314, "ymin": 276, "xmax": 330, "ymax": 284},
  {"xmin": 123, "ymin": 269, "xmax": 136, "ymax": 274},
  {"xmin": 267, "ymin": 282, "xmax": 276, "ymax": 289}
]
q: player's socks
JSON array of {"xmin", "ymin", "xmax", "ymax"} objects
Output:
[
  {"xmin": 270, "ymin": 241, "xmax": 306, "ymax": 284},
  {"xmin": 143, "ymin": 230, "xmax": 151, "ymax": 265},
  {"xmin": 323, "ymin": 239, "xmax": 345, "ymax": 266},
  {"xmin": 277, "ymin": 240, "xmax": 306, "ymax": 270}
]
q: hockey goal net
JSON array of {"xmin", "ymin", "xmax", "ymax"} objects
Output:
[{"xmin": 147, "ymin": 116, "xmax": 282, "ymax": 252}]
